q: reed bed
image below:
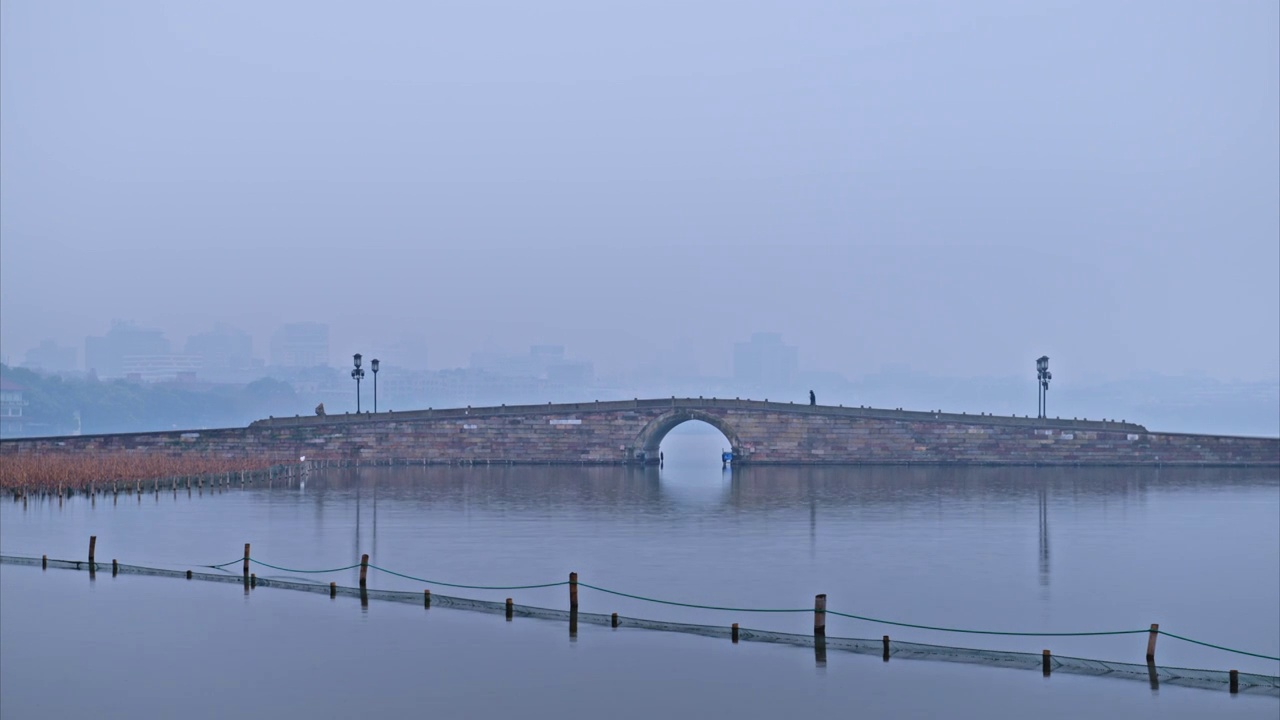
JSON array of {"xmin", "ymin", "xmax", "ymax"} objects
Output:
[{"xmin": 0, "ymin": 452, "xmax": 291, "ymax": 498}]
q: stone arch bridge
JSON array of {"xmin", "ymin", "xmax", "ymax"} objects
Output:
[{"xmin": 3, "ymin": 398, "xmax": 1277, "ymax": 466}]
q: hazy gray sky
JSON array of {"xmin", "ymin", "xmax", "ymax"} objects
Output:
[{"xmin": 2, "ymin": 0, "xmax": 1277, "ymax": 382}]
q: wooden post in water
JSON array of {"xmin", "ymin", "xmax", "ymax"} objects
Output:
[
  {"xmin": 882, "ymin": 635, "xmax": 890, "ymax": 662},
  {"xmin": 112, "ymin": 559, "xmax": 118, "ymax": 577},
  {"xmin": 506, "ymin": 598, "xmax": 513, "ymax": 621},
  {"xmin": 330, "ymin": 582, "xmax": 337, "ymax": 598},
  {"xmin": 88, "ymin": 535, "xmax": 97, "ymax": 566},
  {"xmin": 611, "ymin": 613, "xmax": 619, "ymax": 628},
  {"xmin": 424, "ymin": 590, "xmax": 431, "ymax": 608},
  {"xmin": 250, "ymin": 573, "xmax": 256, "ymax": 589},
  {"xmin": 1042, "ymin": 649, "xmax": 1052, "ymax": 676},
  {"xmin": 42, "ymin": 554, "xmax": 47, "ymax": 570},
  {"xmin": 569, "ymin": 608, "xmax": 578, "ymax": 639},
  {"xmin": 813, "ymin": 594, "xmax": 827, "ymax": 637},
  {"xmin": 731, "ymin": 623, "xmax": 739, "ymax": 643},
  {"xmin": 569, "ymin": 572, "xmax": 579, "ymax": 610},
  {"xmin": 1146, "ymin": 623, "xmax": 1159, "ymax": 662},
  {"xmin": 1146, "ymin": 659, "xmax": 1159, "ymax": 690},
  {"xmin": 243, "ymin": 544, "xmax": 251, "ymax": 578},
  {"xmin": 186, "ymin": 570, "xmax": 193, "ymax": 579},
  {"xmin": 359, "ymin": 554, "xmax": 369, "ymax": 589},
  {"xmin": 1229, "ymin": 669, "xmax": 1239, "ymax": 694}
]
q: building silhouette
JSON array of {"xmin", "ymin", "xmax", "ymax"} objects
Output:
[
  {"xmin": 186, "ymin": 324, "xmax": 258, "ymax": 382},
  {"xmin": 85, "ymin": 322, "xmax": 171, "ymax": 378},
  {"xmin": 733, "ymin": 332, "xmax": 798, "ymax": 390},
  {"xmin": 270, "ymin": 322, "xmax": 330, "ymax": 368},
  {"xmin": 23, "ymin": 340, "xmax": 78, "ymax": 374}
]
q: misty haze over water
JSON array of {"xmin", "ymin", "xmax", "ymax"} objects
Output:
[
  {"xmin": 1, "ymin": 1, "xmax": 1277, "ymax": 437},
  {"xmin": 1, "ymin": 6, "xmax": 1278, "ymax": 719}
]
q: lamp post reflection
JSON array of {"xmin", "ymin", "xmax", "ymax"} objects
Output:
[{"xmin": 1038, "ymin": 484, "xmax": 1050, "ymax": 588}]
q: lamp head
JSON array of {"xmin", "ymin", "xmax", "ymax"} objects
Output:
[
  {"xmin": 353, "ymin": 353, "xmax": 363, "ymax": 369},
  {"xmin": 371, "ymin": 358, "xmax": 379, "ymax": 373}
]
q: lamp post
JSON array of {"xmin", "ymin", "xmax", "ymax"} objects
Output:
[
  {"xmin": 351, "ymin": 353, "xmax": 365, "ymax": 413},
  {"xmin": 371, "ymin": 358, "xmax": 380, "ymax": 414},
  {"xmin": 1036, "ymin": 356, "xmax": 1051, "ymax": 419}
]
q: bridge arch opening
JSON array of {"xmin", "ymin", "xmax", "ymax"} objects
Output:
[
  {"xmin": 634, "ymin": 410, "xmax": 739, "ymax": 467},
  {"xmin": 656, "ymin": 420, "xmax": 732, "ymax": 468}
]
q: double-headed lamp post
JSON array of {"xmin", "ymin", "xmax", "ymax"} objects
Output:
[
  {"xmin": 352, "ymin": 353, "xmax": 365, "ymax": 413},
  {"xmin": 371, "ymin": 358, "xmax": 380, "ymax": 413},
  {"xmin": 1036, "ymin": 356, "xmax": 1051, "ymax": 419}
]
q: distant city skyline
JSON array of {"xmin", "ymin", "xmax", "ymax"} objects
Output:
[
  {"xmin": 2, "ymin": 3, "xmax": 1276, "ymax": 390},
  {"xmin": 3, "ymin": 318, "xmax": 1277, "ymax": 438},
  {"xmin": 5, "ymin": 317, "xmax": 1280, "ymax": 391}
]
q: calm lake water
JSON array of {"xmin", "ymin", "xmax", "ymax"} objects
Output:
[{"xmin": 2, "ymin": 428, "xmax": 1277, "ymax": 718}]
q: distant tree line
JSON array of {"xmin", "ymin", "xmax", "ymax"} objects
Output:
[{"xmin": 0, "ymin": 364, "xmax": 298, "ymax": 437}]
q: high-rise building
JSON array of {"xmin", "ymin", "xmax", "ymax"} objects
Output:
[
  {"xmin": 186, "ymin": 324, "xmax": 256, "ymax": 381},
  {"xmin": 469, "ymin": 344, "xmax": 593, "ymax": 383},
  {"xmin": 85, "ymin": 322, "xmax": 171, "ymax": 378},
  {"xmin": 270, "ymin": 322, "xmax": 330, "ymax": 368},
  {"xmin": 23, "ymin": 340, "xmax": 78, "ymax": 374},
  {"xmin": 121, "ymin": 354, "xmax": 203, "ymax": 383}
]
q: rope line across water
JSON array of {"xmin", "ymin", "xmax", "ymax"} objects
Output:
[
  {"xmin": 8, "ymin": 554, "xmax": 1277, "ymax": 696},
  {"xmin": 1158, "ymin": 631, "xmax": 1280, "ymax": 662},
  {"xmin": 578, "ymin": 582, "xmax": 809, "ymax": 613},
  {"xmin": 196, "ymin": 556, "xmax": 1280, "ymax": 660},
  {"xmin": 823, "ymin": 610, "xmax": 1148, "ymax": 637},
  {"xmin": 367, "ymin": 564, "xmax": 569, "ymax": 590},
  {"xmin": 204, "ymin": 558, "xmax": 362, "ymax": 574},
  {"xmin": 252, "ymin": 559, "xmax": 363, "ymax": 574}
]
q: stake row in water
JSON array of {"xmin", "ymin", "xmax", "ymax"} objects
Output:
[
  {"xmin": 12, "ymin": 546, "xmax": 1276, "ymax": 697},
  {"xmin": 91, "ymin": 535, "xmax": 1280, "ymax": 670}
]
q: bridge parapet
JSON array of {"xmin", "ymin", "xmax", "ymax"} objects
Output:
[{"xmin": 249, "ymin": 397, "xmax": 1148, "ymax": 435}]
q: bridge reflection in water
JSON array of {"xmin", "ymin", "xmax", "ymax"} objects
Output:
[{"xmin": 306, "ymin": 464, "xmax": 1268, "ymax": 510}]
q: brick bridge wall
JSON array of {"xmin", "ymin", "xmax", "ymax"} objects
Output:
[{"xmin": 1, "ymin": 399, "xmax": 1276, "ymax": 466}]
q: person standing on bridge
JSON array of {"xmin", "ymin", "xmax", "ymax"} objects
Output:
[{"xmin": 809, "ymin": 390, "xmax": 816, "ymax": 406}]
